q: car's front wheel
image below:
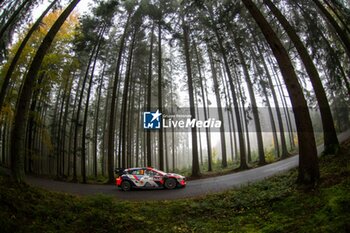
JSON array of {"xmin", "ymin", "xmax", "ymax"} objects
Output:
[
  {"xmin": 121, "ymin": 181, "xmax": 131, "ymax": 191},
  {"xmin": 164, "ymin": 178, "xmax": 176, "ymax": 189}
]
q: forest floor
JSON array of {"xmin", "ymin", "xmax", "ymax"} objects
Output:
[{"xmin": 1, "ymin": 138, "xmax": 350, "ymax": 232}]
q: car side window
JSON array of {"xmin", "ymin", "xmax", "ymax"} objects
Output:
[
  {"xmin": 130, "ymin": 170, "xmax": 144, "ymax": 175},
  {"xmin": 146, "ymin": 170, "xmax": 160, "ymax": 177},
  {"xmin": 145, "ymin": 170, "xmax": 152, "ymax": 176}
]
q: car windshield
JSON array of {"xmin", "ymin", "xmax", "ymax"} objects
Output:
[{"xmin": 152, "ymin": 168, "xmax": 166, "ymax": 176}]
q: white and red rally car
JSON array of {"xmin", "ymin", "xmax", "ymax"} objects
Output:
[{"xmin": 115, "ymin": 167, "xmax": 186, "ymax": 191}]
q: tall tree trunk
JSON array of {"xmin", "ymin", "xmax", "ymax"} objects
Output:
[
  {"xmin": 250, "ymin": 31, "xmax": 290, "ymax": 157},
  {"xmin": 143, "ymin": 84, "xmax": 148, "ymax": 167},
  {"xmin": 26, "ymin": 73, "xmax": 45, "ymax": 174},
  {"xmin": 10, "ymin": 0, "xmax": 81, "ymax": 183},
  {"xmin": 220, "ymin": 63, "xmax": 237, "ymax": 161},
  {"xmin": 217, "ymin": 40, "xmax": 247, "ymax": 168},
  {"xmin": 81, "ymin": 31, "xmax": 103, "ymax": 184},
  {"xmin": 81, "ymin": 26, "xmax": 106, "ymax": 184},
  {"xmin": 164, "ymin": 130, "xmax": 169, "ymax": 172},
  {"xmin": 234, "ymin": 38, "xmax": 265, "ymax": 165},
  {"xmin": 203, "ymin": 71, "xmax": 213, "ymax": 165},
  {"xmin": 261, "ymin": 80, "xmax": 280, "ymax": 157},
  {"xmin": 120, "ymin": 27, "xmax": 137, "ymax": 168},
  {"xmin": 207, "ymin": 46, "xmax": 225, "ymax": 171},
  {"xmin": 102, "ymin": 78, "xmax": 113, "ymax": 176},
  {"xmin": 265, "ymin": 0, "xmax": 339, "ymax": 155},
  {"xmin": 127, "ymin": 71, "xmax": 136, "ymax": 168},
  {"xmin": 158, "ymin": 21, "xmax": 164, "ymax": 170},
  {"xmin": 51, "ymin": 89, "xmax": 62, "ymax": 177},
  {"xmin": 61, "ymin": 74, "xmax": 74, "ymax": 176},
  {"xmin": 115, "ymin": 65, "xmax": 124, "ymax": 168},
  {"xmin": 169, "ymin": 53, "xmax": 176, "ymax": 171},
  {"xmin": 194, "ymin": 40, "xmax": 214, "ymax": 167},
  {"xmin": 236, "ymin": 75, "xmax": 251, "ymax": 163},
  {"xmin": 206, "ymin": 5, "xmax": 247, "ymax": 169},
  {"xmin": 107, "ymin": 12, "xmax": 131, "ymax": 183},
  {"xmin": 67, "ymin": 72, "xmax": 84, "ymax": 178},
  {"xmin": 93, "ymin": 64, "xmax": 105, "ymax": 178},
  {"xmin": 73, "ymin": 33, "xmax": 99, "ymax": 182},
  {"xmin": 146, "ymin": 22, "xmax": 155, "ymax": 167},
  {"xmin": 135, "ymin": 82, "xmax": 142, "ymax": 167},
  {"xmin": 242, "ymin": 0, "xmax": 320, "ymax": 184},
  {"xmin": 182, "ymin": 21, "xmax": 200, "ymax": 177},
  {"xmin": 195, "ymin": 92, "xmax": 203, "ymax": 166},
  {"xmin": 266, "ymin": 55, "xmax": 294, "ymax": 155},
  {"xmin": 273, "ymin": 66, "xmax": 295, "ymax": 149},
  {"xmin": 56, "ymin": 76, "xmax": 71, "ymax": 178}
]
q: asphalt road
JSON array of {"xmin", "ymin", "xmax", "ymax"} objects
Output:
[{"xmin": 14, "ymin": 130, "xmax": 350, "ymax": 201}]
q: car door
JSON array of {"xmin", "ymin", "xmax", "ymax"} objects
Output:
[
  {"xmin": 138, "ymin": 169, "xmax": 150, "ymax": 187},
  {"xmin": 149, "ymin": 169, "xmax": 164, "ymax": 187},
  {"xmin": 129, "ymin": 169, "xmax": 144, "ymax": 187}
]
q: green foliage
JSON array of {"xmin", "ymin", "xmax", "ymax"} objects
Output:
[
  {"xmin": 1, "ymin": 141, "xmax": 350, "ymax": 232},
  {"xmin": 264, "ymin": 147, "xmax": 276, "ymax": 163}
]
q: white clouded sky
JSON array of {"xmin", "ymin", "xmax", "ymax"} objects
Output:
[{"xmin": 32, "ymin": 0, "xmax": 94, "ymax": 19}]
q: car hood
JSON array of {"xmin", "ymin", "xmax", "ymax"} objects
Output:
[{"xmin": 166, "ymin": 173, "xmax": 185, "ymax": 178}]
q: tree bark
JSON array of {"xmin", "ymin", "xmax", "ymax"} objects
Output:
[
  {"xmin": 182, "ymin": 21, "xmax": 200, "ymax": 177},
  {"xmin": 220, "ymin": 63, "xmax": 237, "ymax": 161},
  {"xmin": 250, "ymin": 30, "xmax": 290, "ymax": 157},
  {"xmin": 207, "ymin": 5, "xmax": 247, "ymax": 169},
  {"xmin": 217, "ymin": 39, "xmax": 247, "ymax": 169},
  {"xmin": 56, "ymin": 76, "xmax": 71, "ymax": 178},
  {"xmin": 158, "ymin": 20, "xmax": 164, "ymax": 170},
  {"xmin": 207, "ymin": 46, "xmax": 225, "ymax": 170},
  {"xmin": 242, "ymin": 0, "xmax": 320, "ymax": 184},
  {"xmin": 10, "ymin": 0, "xmax": 80, "ymax": 183},
  {"xmin": 194, "ymin": 40, "xmax": 214, "ymax": 167},
  {"xmin": 120, "ymin": 26, "xmax": 137, "ymax": 168},
  {"xmin": 93, "ymin": 64, "xmax": 105, "ymax": 178},
  {"xmin": 234, "ymin": 38, "xmax": 265, "ymax": 165},
  {"xmin": 61, "ymin": 74, "xmax": 74, "ymax": 176},
  {"xmin": 81, "ymin": 29, "xmax": 104, "ymax": 183},
  {"xmin": 107, "ymin": 12, "xmax": 131, "ymax": 183},
  {"xmin": 265, "ymin": 0, "xmax": 339, "ymax": 154},
  {"xmin": 146, "ymin": 22, "xmax": 155, "ymax": 167},
  {"xmin": 73, "ymin": 32, "xmax": 99, "ymax": 182},
  {"xmin": 195, "ymin": 92, "xmax": 203, "ymax": 166},
  {"xmin": 260, "ymin": 79, "xmax": 280, "ymax": 157}
]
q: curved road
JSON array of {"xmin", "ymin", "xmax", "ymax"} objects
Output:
[{"xmin": 20, "ymin": 130, "xmax": 350, "ymax": 201}]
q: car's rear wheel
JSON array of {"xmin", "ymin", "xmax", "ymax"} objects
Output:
[
  {"xmin": 164, "ymin": 178, "xmax": 176, "ymax": 189},
  {"xmin": 121, "ymin": 181, "xmax": 131, "ymax": 191}
]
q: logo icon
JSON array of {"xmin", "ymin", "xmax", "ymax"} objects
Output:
[{"xmin": 143, "ymin": 109, "xmax": 162, "ymax": 129}]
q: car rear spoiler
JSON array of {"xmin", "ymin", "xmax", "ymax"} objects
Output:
[{"xmin": 115, "ymin": 168, "xmax": 126, "ymax": 176}]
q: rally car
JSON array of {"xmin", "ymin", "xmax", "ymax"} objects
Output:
[{"xmin": 115, "ymin": 167, "xmax": 186, "ymax": 191}]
